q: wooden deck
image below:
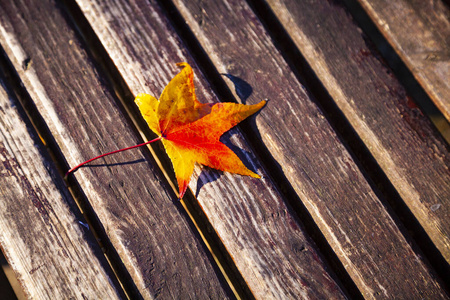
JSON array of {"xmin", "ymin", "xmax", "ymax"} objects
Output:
[{"xmin": 0, "ymin": 0, "xmax": 448, "ymax": 298}]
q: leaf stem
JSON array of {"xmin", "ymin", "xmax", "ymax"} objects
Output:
[{"xmin": 65, "ymin": 136, "xmax": 162, "ymax": 178}]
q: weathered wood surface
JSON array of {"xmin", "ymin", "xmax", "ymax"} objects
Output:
[
  {"xmin": 0, "ymin": 1, "xmax": 232, "ymax": 298},
  {"xmin": 170, "ymin": 0, "xmax": 448, "ymax": 298},
  {"xmin": 73, "ymin": 0, "xmax": 347, "ymax": 299},
  {"xmin": 0, "ymin": 0, "xmax": 448, "ymax": 298},
  {"xmin": 0, "ymin": 75, "xmax": 121, "ymax": 297},
  {"xmin": 357, "ymin": 0, "xmax": 450, "ymax": 121},
  {"xmin": 265, "ymin": 0, "xmax": 450, "ymax": 266}
]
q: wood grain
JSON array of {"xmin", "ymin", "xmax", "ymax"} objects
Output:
[
  {"xmin": 265, "ymin": 0, "xmax": 450, "ymax": 268},
  {"xmin": 73, "ymin": 0, "xmax": 348, "ymax": 298},
  {"xmin": 0, "ymin": 77, "xmax": 121, "ymax": 299},
  {"xmin": 170, "ymin": 0, "xmax": 448, "ymax": 298},
  {"xmin": 357, "ymin": 0, "xmax": 450, "ymax": 121},
  {"xmin": 0, "ymin": 0, "xmax": 230, "ymax": 298}
]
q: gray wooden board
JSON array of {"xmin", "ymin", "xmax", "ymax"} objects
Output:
[
  {"xmin": 0, "ymin": 76, "xmax": 121, "ymax": 298},
  {"xmin": 357, "ymin": 0, "xmax": 450, "ymax": 121},
  {"xmin": 74, "ymin": 0, "xmax": 349, "ymax": 299},
  {"xmin": 0, "ymin": 0, "xmax": 231, "ymax": 298},
  {"xmin": 265, "ymin": 0, "xmax": 450, "ymax": 267},
  {"xmin": 170, "ymin": 0, "xmax": 448, "ymax": 298}
]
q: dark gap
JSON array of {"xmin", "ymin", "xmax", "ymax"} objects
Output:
[
  {"xmin": 157, "ymin": 3, "xmax": 240, "ymax": 108},
  {"xmin": 0, "ymin": 48, "xmax": 128, "ymax": 299},
  {"xmin": 157, "ymin": 0, "xmax": 359, "ymax": 298},
  {"xmin": 180, "ymin": 193, "xmax": 254, "ymax": 300},
  {"xmin": 248, "ymin": 0, "xmax": 449, "ymax": 290},
  {"xmin": 341, "ymin": 0, "xmax": 450, "ymax": 144},
  {"xmin": 0, "ymin": 251, "xmax": 18, "ymax": 300},
  {"xmin": 58, "ymin": 0, "xmax": 250, "ymax": 298},
  {"xmin": 66, "ymin": 177, "xmax": 143, "ymax": 300}
]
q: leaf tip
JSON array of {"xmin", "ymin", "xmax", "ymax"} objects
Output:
[
  {"xmin": 250, "ymin": 172, "xmax": 261, "ymax": 179},
  {"xmin": 177, "ymin": 180, "xmax": 189, "ymax": 200}
]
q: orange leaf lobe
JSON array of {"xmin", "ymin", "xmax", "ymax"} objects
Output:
[{"xmin": 135, "ymin": 63, "xmax": 265, "ymax": 198}]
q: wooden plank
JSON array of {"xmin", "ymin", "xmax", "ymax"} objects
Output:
[
  {"xmin": 167, "ymin": 0, "xmax": 449, "ymax": 298},
  {"xmin": 356, "ymin": 0, "xmax": 450, "ymax": 121},
  {"xmin": 72, "ymin": 0, "xmax": 349, "ymax": 299},
  {"xmin": 0, "ymin": 76, "xmax": 121, "ymax": 298},
  {"xmin": 265, "ymin": 0, "xmax": 450, "ymax": 268},
  {"xmin": 0, "ymin": 1, "xmax": 231, "ymax": 299}
]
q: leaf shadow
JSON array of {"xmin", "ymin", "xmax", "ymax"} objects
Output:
[
  {"xmin": 194, "ymin": 73, "xmax": 265, "ymax": 197},
  {"xmin": 195, "ymin": 167, "xmax": 223, "ymax": 197},
  {"xmin": 194, "ymin": 130, "xmax": 260, "ymax": 198},
  {"xmin": 221, "ymin": 74, "xmax": 253, "ymax": 104},
  {"xmin": 74, "ymin": 158, "xmax": 146, "ymax": 170}
]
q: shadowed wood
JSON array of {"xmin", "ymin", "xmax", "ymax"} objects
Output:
[
  {"xmin": 357, "ymin": 0, "xmax": 450, "ymax": 121},
  {"xmin": 170, "ymin": 0, "xmax": 448, "ymax": 298},
  {"xmin": 74, "ymin": 0, "xmax": 348, "ymax": 298},
  {"xmin": 0, "ymin": 254, "xmax": 18, "ymax": 299},
  {"xmin": 0, "ymin": 1, "xmax": 231, "ymax": 298},
  {"xmin": 0, "ymin": 77, "xmax": 121, "ymax": 299},
  {"xmin": 265, "ymin": 0, "xmax": 450, "ymax": 267}
]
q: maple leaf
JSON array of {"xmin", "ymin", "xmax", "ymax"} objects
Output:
[{"xmin": 135, "ymin": 62, "xmax": 265, "ymax": 198}]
